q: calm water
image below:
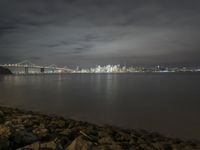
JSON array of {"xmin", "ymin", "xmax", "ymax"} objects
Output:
[{"xmin": 0, "ymin": 73, "xmax": 200, "ymax": 140}]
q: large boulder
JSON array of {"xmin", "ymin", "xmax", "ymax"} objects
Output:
[
  {"xmin": 0, "ymin": 125, "xmax": 12, "ymax": 150},
  {"xmin": 0, "ymin": 125, "xmax": 12, "ymax": 139},
  {"xmin": 17, "ymin": 140, "xmax": 63, "ymax": 150},
  {"xmin": 12, "ymin": 129, "xmax": 38, "ymax": 147},
  {"xmin": 67, "ymin": 136, "xmax": 93, "ymax": 150},
  {"xmin": 59, "ymin": 128, "xmax": 79, "ymax": 140},
  {"xmin": 32, "ymin": 127, "xmax": 49, "ymax": 139}
]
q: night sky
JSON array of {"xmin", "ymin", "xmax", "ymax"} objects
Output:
[{"xmin": 0, "ymin": 0, "xmax": 200, "ymax": 68}]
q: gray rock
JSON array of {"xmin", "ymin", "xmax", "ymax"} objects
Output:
[
  {"xmin": 13, "ymin": 130, "xmax": 38, "ymax": 145},
  {"xmin": 17, "ymin": 140, "xmax": 62, "ymax": 150},
  {"xmin": 59, "ymin": 128, "xmax": 79, "ymax": 140},
  {"xmin": 95, "ymin": 144, "xmax": 123, "ymax": 150},
  {"xmin": 50, "ymin": 119, "xmax": 66, "ymax": 128},
  {"xmin": 98, "ymin": 136, "xmax": 123, "ymax": 150},
  {"xmin": 67, "ymin": 121, "xmax": 75, "ymax": 129},
  {"xmin": 32, "ymin": 127, "xmax": 49, "ymax": 139},
  {"xmin": 4, "ymin": 121, "xmax": 14, "ymax": 127},
  {"xmin": 67, "ymin": 136, "xmax": 93, "ymax": 150},
  {"xmin": 23, "ymin": 119, "xmax": 34, "ymax": 127},
  {"xmin": 0, "ymin": 125, "xmax": 12, "ymax": 139},
  {"xmin": 98, "ymin": 136, "xmax": 114, "ymax": 145}
]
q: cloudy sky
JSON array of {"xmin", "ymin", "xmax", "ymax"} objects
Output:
[{"xmin": 0, "ymin": 0, "xmax": 200, "ymax": 68}]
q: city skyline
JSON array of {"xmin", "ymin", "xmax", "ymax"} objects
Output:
[{"xmin": 1, "ymin": 60, "xmax": 200, "ymax": 74}]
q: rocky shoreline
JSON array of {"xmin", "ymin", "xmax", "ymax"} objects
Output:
[{"xmin": 0, "ymin": 106, "xmax": 199, "ymax": 150}]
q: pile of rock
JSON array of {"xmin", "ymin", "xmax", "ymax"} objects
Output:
[{"xmin": 0, "ymin": 106, "xmax": 199, "ymax": 150}]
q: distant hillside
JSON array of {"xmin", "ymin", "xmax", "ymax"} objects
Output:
[{"xmin": 0, "ymin": 66, "xmax": 12, "ymax": 74}]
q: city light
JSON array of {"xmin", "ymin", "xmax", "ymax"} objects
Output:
[{"xmin": 0, "ymin": 60, "xmax": 200, "ymax": 74}]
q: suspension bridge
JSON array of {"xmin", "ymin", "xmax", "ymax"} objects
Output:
[{"xmin": 0, "ymin": 60, "xmax": 73, "ymax": 74}]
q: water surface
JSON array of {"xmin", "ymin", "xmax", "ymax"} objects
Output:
[{"xmin": 0, "ymin": 73, "xmax": 200, "ymax": 140}]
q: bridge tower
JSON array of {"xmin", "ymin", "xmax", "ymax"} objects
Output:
[
  {"xmin": 40, "ymin": 68, "xmax": 45, "ymax": 73},
  {"xmin": 25, "ymin": 67, "xmax": 29, "ymax": 74},
  {"xmin": 17, "ymin": 60, "xmax": 36, "ymax": 74},
  {"xmin": 49, "ymin": 64, "xmax": 57, "ymax": 73}
]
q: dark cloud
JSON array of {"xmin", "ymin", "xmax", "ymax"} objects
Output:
[{"xmin": 0, "ymin": 0, "xmax": 200, "ymax": 67}]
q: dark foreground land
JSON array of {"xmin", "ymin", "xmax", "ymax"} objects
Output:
[
  {"xmin": 0, "ymin": 67, "xmax": 12, "ymax": 75},
  {"xmin": 0, "ymin": 106, "xmax": 199, "ymax": 150}
]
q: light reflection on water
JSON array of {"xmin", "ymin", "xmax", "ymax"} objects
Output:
[{"xmin": 0, "ymin": 73, "xmax": 200, "ymax": 140}]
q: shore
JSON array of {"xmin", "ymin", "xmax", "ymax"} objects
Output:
[
  {"xmin": 0, "ymin": 106, "xmax": 199, "ymax": 150},
  {"xmin": 0, "ymin": 67, "xmax": 12, "ymax": 75}
]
